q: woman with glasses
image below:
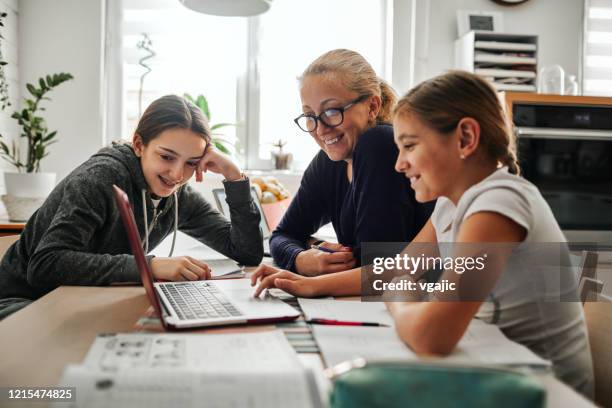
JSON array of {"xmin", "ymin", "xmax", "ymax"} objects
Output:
[
  {"xmin": 253, "ymin": 71, "xmax": 593, "ymax": 396},
  {"xmin": 270, "ymin": 49, "xmax": 434, "ymax": 276}
]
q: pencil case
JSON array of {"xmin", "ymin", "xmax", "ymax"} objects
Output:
[{"xmin": 327, "ymin": 359, "xmax": 546, "ymax": 408}]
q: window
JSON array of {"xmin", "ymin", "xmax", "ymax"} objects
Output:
[
  {"xmin": 112, "ymin": 0, "xmax": 389, "ymax": 169},
  {"xmin": 251, "ymin": 0, "xmax": 390, "ymax": 169},
  {"xmin": 120, "ymin": 0, "xmax": 246, "ymax": 152},
  {"xmin": 583, "ymin": 0, "xmax": 612, "ymax": 96}
]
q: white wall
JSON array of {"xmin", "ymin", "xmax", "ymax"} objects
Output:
[
  {"xmin": 0, "ymin": 0, "xmax": 20, "ymax": 189},
  {"xmin": 12, "ymin": 0, "xmax": 585, "ymax": 183},
  {"xmin": 402, "ymin": 0, "xmax": 584, "ymax": 89},
  {"xmin": 19, "ymin": 0, "xmax": 105, "ymax": 181}
]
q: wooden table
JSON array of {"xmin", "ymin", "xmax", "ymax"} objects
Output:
[
  {"xmin": 0, "ymin": 285, "xmax": 595, "ymax": 408},
  {"xmin": 0, "ymin": 219, "xmax": 25, "ymax": 236}
]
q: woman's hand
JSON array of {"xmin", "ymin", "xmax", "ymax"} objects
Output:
[
  {"xmin": 295, "ymin": 242, "xmax": 355, "ymax": 276},
  {"xmin": 150, "ymin": 257, "xmax": 212, "ymax": 281},
  {"xmin": 250, "ymin": 264, "xmax": 320, "ymax": 298},
  {"xmin": 195, "ymin": 147, "xmax": 242, "ymax": 182}
]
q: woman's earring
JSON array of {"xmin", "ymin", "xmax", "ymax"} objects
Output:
[{"xmin": 460, "ymin": 154, "xmax": 466, "ymax": 159}]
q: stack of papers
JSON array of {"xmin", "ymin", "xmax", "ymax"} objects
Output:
[
  {"xmin": 57, "ymin": 331, "xmax": 322, "ymax": 408},
  {"xmin": 299, "ymin": 299, "xmax": 551, "ymax": 370},
  {"xmin": 151, "ymin": 239, "xmax": 244, "ymax": 279},
  {"xmin": 299, "ymin": 298, "xmax": 393, "ymax": 326},
  {"xmin": 203, "ymin": 258, "xmax": 244, "ymax": 279}
]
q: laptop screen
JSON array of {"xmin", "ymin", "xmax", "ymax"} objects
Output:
[
  {"xmin": 112, "ymin": 185, "xmax": 167, "ymax": 326},
  {"xmin": 212, "ymin": 187, "xmax": 271, "ymax": 239}
]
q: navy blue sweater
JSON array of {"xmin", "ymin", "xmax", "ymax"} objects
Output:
[{"xmin": 270, "ymin": 124, "xmax": 434, "ymax": 271}]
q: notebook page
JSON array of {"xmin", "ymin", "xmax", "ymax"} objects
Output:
[
  {"xmin": 59, "ymin": 331, "xmax": 321, "ymax": 408},
  {"xmin": 313, "ymin": 319, "xmax": 550, "ymax": 369},
  {"xmin": 298, "ymin": 298, "xmax": 394, "ymax": 326}
]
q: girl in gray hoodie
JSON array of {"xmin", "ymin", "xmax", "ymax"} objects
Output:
[{"xmin": 0, "ymin": 95, "xmax": 263, "ymax": 319}]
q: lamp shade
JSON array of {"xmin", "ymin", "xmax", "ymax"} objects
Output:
[{"xmin": 179, "ymin": 0, "xmax": 271, "ymax": 16}]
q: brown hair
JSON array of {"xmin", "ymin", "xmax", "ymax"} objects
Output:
[
  {"xmin": 394, "ymin": 71, "xmax": 520, "ymax": 175},
  {"xmin": 300, "ymin": 49, "xmax": 397, "ymax": 124},
  {"xmin": 135, "ymin": 95, "xmax": 211, "ymax": 145}
]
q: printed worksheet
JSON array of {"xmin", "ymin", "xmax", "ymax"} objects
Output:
[{"xmin": 57, "ymin": 331, "xmax": 322, "ymax": 408}]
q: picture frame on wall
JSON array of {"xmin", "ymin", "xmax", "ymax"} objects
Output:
[{"xmin": 456, "ymin": 10, "xmax": 504, "ymax": 37}]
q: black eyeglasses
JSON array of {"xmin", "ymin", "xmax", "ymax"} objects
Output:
[{"xmin": 294, "ymin": 94, "xmax": 369, "ymax": 133}]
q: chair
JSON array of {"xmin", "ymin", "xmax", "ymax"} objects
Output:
[
  {"xmin": 579, "ymin": 251, "xmax": 599, "ymax": 281},
  {"xmin": 580, "ymin": 277, "xmax": 604, "ymax": 304},
  {"xmin": 584, "ymin": 292, "xmax": 612, "ymax": 407},
  {"xmin": 0, "ymin": 234, "xmax": 19, "ymax": 258},
  {"xmin": 574, "ymin": 250, "xmax": 600, "ymax": 303}
]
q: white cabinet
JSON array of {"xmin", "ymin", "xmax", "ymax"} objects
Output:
[{"xmin": 455, "ymin": 31, "xmax": 538, "ymax": 92}]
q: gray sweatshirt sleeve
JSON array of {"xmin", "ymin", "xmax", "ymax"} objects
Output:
[
  {"xmin": 178, "ymin": 179, "xmax": 263, "ymax": 265},
  {"xmin": 26, "ymin": 176, "xmax": 141, "ymax": 290}
]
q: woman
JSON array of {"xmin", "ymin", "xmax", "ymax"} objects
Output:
[
  {"xmin": 271, "ymin": 49, "xmax": 434, "ymax": 276},
  {"xmin": 0, "ymin": 95, "xmax": 263, "ymax": 319},
  {"xmin": 252, "ymin": 71, "xmax": 593, "ymax": 396}
]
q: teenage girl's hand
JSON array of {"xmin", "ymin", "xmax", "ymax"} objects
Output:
[
  {"xmin": 250, "ymin": 264, "xmax": 320, "ymax": 298},
  {"xmin": 150, "ymin": 257, "xmax": 212, "ymax": 281},
  {"xmin": 295, "ymin": 242, "xmax": 355, "ymax": 276},
  {"xmin": 195, "ymin": 147, "xmax": 243, "ymax": 182}
]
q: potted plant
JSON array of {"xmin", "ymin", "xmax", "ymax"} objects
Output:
[
  {"xmin": 184, "ymin": 93, "xmax": 235, "ymax": 155},
  {"xmin": 271, "ymin": 139, "xmax": 292, "ymax": 170},
  {"xmin": 0, "ymin": 11, "xmax": 10, "ymax": 111},
  {"xmin": 0, "ymin": 73, "xmax": 73, "ymax": 221}
]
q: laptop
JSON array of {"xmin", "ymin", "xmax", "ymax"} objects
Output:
[
  {"xmin": 213, "ymin": 187, "xmax": 272, "ymax": 256},
  {"xmin": 112, "ymin": 185, "xmax": 300, "ymax": 330}
]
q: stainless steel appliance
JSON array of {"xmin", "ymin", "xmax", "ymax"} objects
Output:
[{"xmin": 510, "ymin": 97, "xmax": 612, "ymax": 243}]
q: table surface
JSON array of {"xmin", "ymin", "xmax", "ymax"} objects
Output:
[{"xmin": 0, "ymin": 285, "xmax": 594, "ymax": 408}]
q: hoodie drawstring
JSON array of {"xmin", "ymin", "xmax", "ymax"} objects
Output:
[
  {"xmin": 141, "ymin": 189, "xmax": 178, "ymax": 257},
  {"xmin": 142, "ymin": 189, "xmax": 149, "ymax": 254},
  {"xmin": 168, "ymin": 191, "xmax": 178, "ymax": 257}
]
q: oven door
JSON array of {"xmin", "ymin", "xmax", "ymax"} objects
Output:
[{"xmin": 517, "ymin": 127, "xmax": 612, "ymax": 232}]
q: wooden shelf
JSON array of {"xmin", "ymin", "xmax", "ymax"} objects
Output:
[{"xmin": 501, "ymin": 92, "xmax": 612, "ymax": 118}]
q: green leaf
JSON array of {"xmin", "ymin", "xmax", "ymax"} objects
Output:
[
  {"xmin": 43, "ymin": 131, "xmax": 57, "ymax": 142},
  {"xmin": 200, "ymin": 97, "xmax": 210, "ymax": 120},
  {"xmin": 26, "ymin": 83, "xmax": 37, "ymax": 97},
  {"xmin": 39, "ymin": 78, "xmax": 46, "ymax": 90},
  {"xmin": 213, "ymin": 140, "xmax": 230, "ymax": 154},
  {"xmin": 210, "ymin": 123, "xmax": 235, "ymax": 131},
  {"xmin": 183, "ymin": 93, "xmax": 195, "ymax": 104}
]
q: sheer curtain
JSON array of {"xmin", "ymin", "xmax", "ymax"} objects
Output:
[{"xmin": 583, "ymin": 0, "xmax": 612, "ymax": 96}]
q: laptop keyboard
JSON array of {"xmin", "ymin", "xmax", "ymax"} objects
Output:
[{"xmin": 160, "ymin": 282, "xmax": 243, "ymax": 321}]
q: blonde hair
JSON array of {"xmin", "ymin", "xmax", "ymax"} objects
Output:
[
  {"xmin": 394, "ymin": 70, "xmax": 520, "ymax": 175},
  {"xmin": 300, "ymin": 49, "xmax": 397, "ymax": 124}
]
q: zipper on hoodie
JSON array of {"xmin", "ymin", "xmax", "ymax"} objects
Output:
[
  {"xmin": 146, "ymin": 195, "xmax": 173, "ymax": 235},
  {"xmin": 148, "ymin": 208, "xmax": 160, "ymax": 234}
]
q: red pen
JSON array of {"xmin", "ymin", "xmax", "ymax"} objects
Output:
[{"xmin": 306, "ymin": 318, "xmax": 389, "ymax": 327}]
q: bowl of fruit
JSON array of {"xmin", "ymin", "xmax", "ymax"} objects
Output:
[{"xmin": 251, "ymin": 176, "xmax": 292, "ymax": 230}]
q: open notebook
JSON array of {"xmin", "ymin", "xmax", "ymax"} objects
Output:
[{"xmin": 56, "ymin": 331, "xmax": 322, "ymax": 408}]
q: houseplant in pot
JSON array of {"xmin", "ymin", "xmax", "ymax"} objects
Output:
[
  {"xmin": 184, "ymin": 93, "xmax": 236, "ymax": 155},
  {"xmin": 0, "ymin": 72, "xmax": 73, "ymax": 221}
]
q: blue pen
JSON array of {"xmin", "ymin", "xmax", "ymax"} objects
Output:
[{"xmin": 311, "ymin": 244, "xmax": 338, "ymax": 253}]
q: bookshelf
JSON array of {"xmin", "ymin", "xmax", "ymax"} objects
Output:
[{"xmin": 455, "ymin": 31, "xmax": 538, "ymax": 92}]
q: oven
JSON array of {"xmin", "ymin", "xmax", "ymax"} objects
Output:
[{"xmin": 506, "ymin": 94, "xmax": 612, "ymax": 242}]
